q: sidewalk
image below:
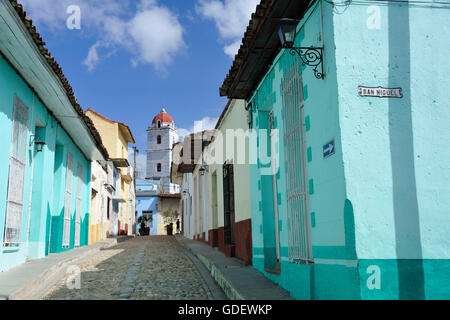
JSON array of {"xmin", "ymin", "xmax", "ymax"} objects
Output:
[
  {"xmin": 175, "ymin": 236, "xmax": 293, "ymax": 300},
  {"xmin": 0, "ymin": 237, "xmax": 131, "ymax": 300}
]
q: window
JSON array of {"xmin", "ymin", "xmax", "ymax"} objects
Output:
[
  {"xmin": 282, "ymin": 57, "xmax": 312, "ymax": 264},
  {"xmin": 157, "ymin": 135, "xmax": 161, "ymax": 144},
  {"xmin": 269, "ymin": 111, "xmax": 281, "ymax": 265},
  {"xmin": 157, "ymin": 120, "xmax": 161, "ymax": 128},
  {"xmin": 62, "ymin": 152, "xmax": 74, "ymax": 247},
  {"xmin": 222, "ymin": 163, "xmax": 235, "ymax": 246},
  {"xmin": 107, "ymin": 197, "xmax": 110, "ymax": 219},
  {"xmin": 157, "ymin": 163, "xmax": 162, "ymax": 172},
  {"xmin": 247, "ymin": 103, "xmax": 253, "ymax": 129},
  {"xmin": 3, "ymin": 96, "xmax": 29, "ymax": 246},
  {"xmin": 74, "ymin": 164, "xmax": 83, "ymax": 247}
]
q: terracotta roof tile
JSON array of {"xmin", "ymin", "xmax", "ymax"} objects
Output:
[{"xmin": 7, "ymin": 0, "xmax": 109, "ymax": 159}]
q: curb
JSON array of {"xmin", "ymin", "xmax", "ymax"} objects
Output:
[
  {"xmin": 171, "ymin": 237, "xmax": 213, "ymax": 300},
  {"xmin": 5, "ymin": 239, "xmax": 122, "ymax": 300},
  {"xmin": 175, "ymin": 236, "xmax": 244, "ymax": 300}
]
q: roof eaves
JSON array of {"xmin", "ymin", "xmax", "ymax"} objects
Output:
[
  {"xmin": 8, "ymin": 0, "xmax": 109, "ymax": 160},
  {"xmin": 220, "ymin": 0, "xmax": 273, "ymax": 98},
  {"xmin": 85, "ymin": 108, "xmax": 135, "ymax": 144}
]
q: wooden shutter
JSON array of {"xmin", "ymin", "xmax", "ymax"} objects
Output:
[
  {"xmin": 3, "ymin": 96, "xmax": 29, "ymax": 246},
  {"xmin": 74, "ymin": 163, "xmax": 83, "ymax": 247},
  {"xmin": 62, "ymin": 152, "xmax": 73, "ymax": 247}
]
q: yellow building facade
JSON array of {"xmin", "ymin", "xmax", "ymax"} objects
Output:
[
  {"xmin": 88, "ymin": 160, "xmax": 109, "ymax": 244},
  {"xmin": 85, "ymin": 109, "xmax": 136, "ymax": 242}
]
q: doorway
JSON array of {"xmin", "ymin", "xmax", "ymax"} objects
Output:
[{"xmin": 223, "ymin": 163, "xmax": 235, "ymax": 253}]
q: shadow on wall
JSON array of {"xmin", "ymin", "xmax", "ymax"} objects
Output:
[{"xmin": 388, "ymin": 3, "xmax": 425, "ymax": 299}]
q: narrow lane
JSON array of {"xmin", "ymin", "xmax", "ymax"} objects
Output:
[{"xmin": 41, "ymin": 236, "xmax": 225, "ymax": 300}]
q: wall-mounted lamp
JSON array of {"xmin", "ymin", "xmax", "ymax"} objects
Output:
[
  {"xmin": 30, "ymin": 135, "xmax": 46, "ymax": 152},
  {"xmin": 277, "ymin": 18, "xmax": 324, "ymax": 80},
  {"xmin": 199, "ymin": 165, "xmax": 209, "ymax": 176}
]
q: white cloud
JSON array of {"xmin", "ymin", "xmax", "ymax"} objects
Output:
[
  {"xmin": 128, "ymin": 7, "xmax": 185, "ymax": 70},
  {"xmin": 83, "ymin": 42, "xmax": 101, "ymax": 71},
  {"xmin": 178, "ymin": 116, "xmax": 218, "ymax": 141},
  {"xmin": 20, "ymin": 0, "xmax": 185, "ymax": 72},
  {"xmin": 20, "ymin": 0, "xmax": 125, "ymax": 31},
  {"xmin": 196, "ymin": 0, "xmax": 259, "ymax": 58},
  {"xmin": 224, "ymin": 40, "xmax": 242, "ymax": 59}
]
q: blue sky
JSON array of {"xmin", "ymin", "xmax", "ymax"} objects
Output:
[{"xmin": 20, "ymin": 0, "xmax": 259, "ymax": 171}]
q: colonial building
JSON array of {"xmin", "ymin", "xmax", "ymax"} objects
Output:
[
  {"xmin": 135, "ymin": 179, "xmax": 159, "ymax": 236},
  {"xmin": 88, "ymin": 160, "xmax": 108, "ymax": 244},
  {"xmin": 0, "ymin": 0, "xmax": 108, "ymax": 272},
  {"xmin": 172, "ymin": 141, "xmax": 194, "ymax": 238},
  {"xmin": 85, "ymin": 109, "xmax": 136, "ymax": 237},
  {"xmin": 203, "ymin": 99, "xmax": 252, "ymax": 264},
  {"xmin": 146, "ymin": 108, "xmax": 179, "ymax": 194},
  {"xmin": 172, "ymin": 101, "xmax": 252, "ymax": 265},
  {"xmin": 145, "ymin": 108, "xmax": 181, "ymax": 235},
  {"xmin": 220, "ymin": 0, "xmax": 450, "ymax": 299},
  {"xmin": 172, "ymin": 131, "xmax": 211, "ymax": 240}
]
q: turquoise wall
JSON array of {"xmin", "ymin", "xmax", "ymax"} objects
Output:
[
  {"xmin": 0, "ymin": 54, "xmax": 92, "ymax": 272},
  {"xmin": 249, "ymin": 1, "xmax": 357, "ymax": 300},
  {"xmin": 249, "ymin": 1, "xmax": 449, "ymax": 300},
  {"xmin": 333, "ymin": 1, "xmax": 450, "ymax": 299}
]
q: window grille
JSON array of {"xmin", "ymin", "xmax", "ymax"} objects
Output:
[
  {"xmin": 74, "ymin": 163, "xmax": 83, "ymax": 247},
  {"xmin": 281, "ymin": 58, "xmax": 313, "ymax": 264},
  {"xmin": 62, "ymin": 152, "xmax": 73, "ymax": 247},
  {"xmin": 269, "ymin": 111, "xmax": 281, "ymax": 263},
  {"xmin": 222, "ymin": 163, "xmax": 235, "ymax": 245},
  {"xmin": 3, "ymin": 96, "xmax": 29, "ymax": 246}
]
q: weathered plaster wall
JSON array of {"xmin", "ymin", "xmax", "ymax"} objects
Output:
[
  {"xmin": 181, "ymin": 173, "xmax": 194, "ymax": 239},
  {"xmin": 136, "ymin": 196, "xmax": 158, "ymax": 235},
  {"xmin": 333, "ymin": 1, "xmax": 450, "ymax": 299},
  {"xmin": 0, "ymin": 55, "xmax": 91, "ymax": 272},
  {"xmin": 205, "ymin": 99, "xmax": 251, "ymax": 229},
  {"xmin": 86, "ymin": 112, "xmax": 118, "ymax": 157},
  {"xmin": 157, "ymin": 197, "xmax": 180, "ymax": 235},
  {"xmin": 248, "ymin": 2, "xmax": 359, "ymax": 299},
  {"xmin": 88, "ymin": 161, "xmax": 109, "ymax": 244}
]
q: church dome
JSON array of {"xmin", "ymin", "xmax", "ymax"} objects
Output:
[{"xmin": 152, "ymin": 108, "xmax": 174, "ymax": 125}]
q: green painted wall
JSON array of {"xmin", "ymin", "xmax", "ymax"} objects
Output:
[
  {"xmin": 0, "ymin": 53, "xmax": 92, "ymax": 272},
  {"xmin": 249, "ymin": 1, "xmax": 356, "ymax": 299},
  {"xmin": 249, "ymin": 1, "xmax": 449, "ymax": 300}
]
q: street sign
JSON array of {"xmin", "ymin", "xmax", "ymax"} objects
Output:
[
  {"xmin": 323, "ymin": 140, "xmax": 335, "ymax": 158},
  {"xmin": 358, "ymin": 86, "xmax": 403, "ymax": 98}
]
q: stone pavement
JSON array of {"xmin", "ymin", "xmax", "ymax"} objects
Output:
[
  {"xmin": 41, "ymin": 236, "xmax": 226, "ymax": 300},
  {"xmin": 0, "ymin": 238, "xmax": 121, "ymax": 300},
  {"xmin": 175, "ymin": 236, "xmax": 293, "ymax": 300}
]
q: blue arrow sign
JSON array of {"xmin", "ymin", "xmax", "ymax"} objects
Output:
[{"xmin": 323, "ymin": 140, "xmax": 335, "ymax": 158}]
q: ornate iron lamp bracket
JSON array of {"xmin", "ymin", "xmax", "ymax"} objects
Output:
[{"xmin": 288, "ymin": 47, "xmax": 324, "ymax": 80}]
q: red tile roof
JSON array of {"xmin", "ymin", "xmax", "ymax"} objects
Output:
[
  {"xmin": 152, "ymin": 112, "xmax": 174, "ymax": 124},
  {"xmin": 220, "ymin": 0, "xmax": 311, "ymax": 100},
  {"xmin": 7, "ymin": 0, "xmax": 109, "ymax": 159},
  {"xmin": 85, "ymin": 108, "xmax": 136, "ymax": 144}
]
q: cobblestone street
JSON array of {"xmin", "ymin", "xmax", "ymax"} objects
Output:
[{"xmin": 41, "ymin": 236, "xmax": 218, "ymax": 300}]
